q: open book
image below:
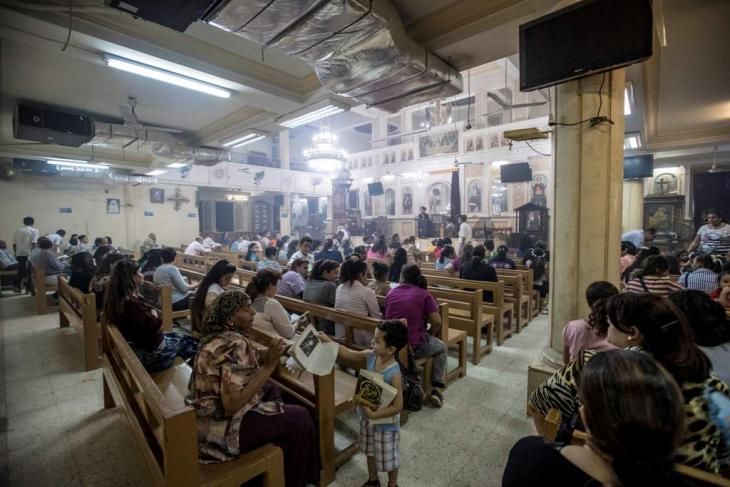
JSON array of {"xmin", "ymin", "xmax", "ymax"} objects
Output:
[
  {"xmin": 353, "ymin": 369, "xmax": 399, "ymax": 425},
  {"xmin": 287, "ymin": 324, "xmax": 339, "ymax": 376}
]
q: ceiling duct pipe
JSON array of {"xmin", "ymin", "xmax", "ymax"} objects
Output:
[
  {"xmin": 87, "ymin": 121, "xmax": 230, "ymax": 166},
  {"xmin": 205, "ymin": 0, "xmax": 463, "ymax": 113}
]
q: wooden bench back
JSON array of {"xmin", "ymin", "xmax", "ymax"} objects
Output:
[
  {"xmin": 139, "ymin": 281, "xmax": 177, "ymax": 331},
  {"xmin": 428, "ymin": 286, "xmax": 482, "ymax": 322},
  {"xmin": 497, "ymin": 268, "xmax": 533, "ymax": 295},
  {"xmin": 58, "ymin": 276, "xmax": 99, "ymax": 369},
  {"xmin": 102, "ymin": 321, "xmax": 199, "ymax": 486},
  {"xmin": 175, "ymin": 254, "xmax": 210, "ymax": 272},
  {"xmin": 419, "ymin": 272, "xmax": 505, "ymax": 309}
]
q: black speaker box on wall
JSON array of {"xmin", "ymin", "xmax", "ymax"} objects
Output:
[{"xmin": 14, "ymin": 104, "xmax": 94, "ymax": 147}]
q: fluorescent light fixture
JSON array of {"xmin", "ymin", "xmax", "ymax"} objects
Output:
[
  {"xmin": 146, "ymin": 169, "xmax": 168, "ymax": 176},
  {"xmin": 104, "ymin": 55, "xmax": 231, "ymax": 99},
  {"xmin": 232, "ymin": 135, "xmax": 266, "ymax": 149},
  {"xmin": 221, "ymin": 130, "xmax": 268, "ymax": 148},
  {"xmin": 624, "ymin": 83, "xmax": 634, "ymax": 116},
  {"xmin": 280, "ymin": 100, "xmax": 349, "ymax": 128},
  {"xmin": 383, "ymin": 172, "xmax": 395, "ymax": 182},
  {"xmin": 491, "ymin": 160, "xmax": 509, "ymax": 167},
  {"xmin": 624, "ymin": 133, "xmax": 642, "ymax": 150},
  {"xmin": 167, "ymin": 162, "xmax": 188, "ymax": 168},
  {"xmin": 48, "ymin": 159, "xmax": 109, "ymax": 169}
]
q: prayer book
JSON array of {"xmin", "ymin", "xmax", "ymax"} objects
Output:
[
  {"xmin": 287, "ymin": 324, "xmax": 339, "ymax": 376},
  {"xmin": 353, "ymin": 369, "xmax": 398, "ymax": 425}
]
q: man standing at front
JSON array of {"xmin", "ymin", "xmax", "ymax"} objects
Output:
[
  {"xmin": 457, "ymin": 214, "xmax": 472, "ymax": 256},
  {"xmin": 13, "ymin": 216, "xmax": 39, "ymax": 294}
]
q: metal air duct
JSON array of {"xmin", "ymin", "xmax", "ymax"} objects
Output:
[{"xmin": 205, "ymin": 0, "xmax": 463, "ymax": 113}]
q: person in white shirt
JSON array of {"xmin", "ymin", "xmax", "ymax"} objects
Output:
[
  {"xmin": 621, "ymin": 227, "xmax": 657, "ymax": 250},
  {"xmin": 141, "ymin": 233, "xmax": 159, "ymax": 254},
  {"xmin": 288, "ymin": 236, "xmax": 315, "ymax": 271},
  {"xmin": 77, "ymin": 235, "xmax": 90, "ymax": 251},
  {"xmin": 457, "ymin": 214, "xmax": 472, "ymax": 256},
  {"xmin": 185, "ymin": 237, "xmax": 210, "ymax": 256},
  {"xmin": 202, "ymin": 235, "xmax": 221, "ymax": 250},
  {"xmin": 45, "ymin": 229, "xmax": 67, "ymax": 254},
  {"xmin": 13, "ymin": 216, "xmax": 39, "ymax": 293}
]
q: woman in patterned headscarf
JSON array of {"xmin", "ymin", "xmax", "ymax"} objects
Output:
[{"xmin": 188, "ymin": 289, "xmax": 319, "ymax": 487}]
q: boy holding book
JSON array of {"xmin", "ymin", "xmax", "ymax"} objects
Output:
[{"xmin": 320, "ymin": 320, "xmax": 407, "ymax": 487}]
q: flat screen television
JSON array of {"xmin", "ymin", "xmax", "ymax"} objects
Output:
[
  {"xmin": 624, "ymin": 154, "xmax": 653, "ymax": 179},
  {"xmin": 368, "ymin": 182, "xmax": 384, "ymax": 196},
  {"xmin": 500, "ymin": 163, "xmax": 533, "ymax": 183},
  {"xmin": 519, "ymin": 0, "xmax": 653, "ymax": 91}
]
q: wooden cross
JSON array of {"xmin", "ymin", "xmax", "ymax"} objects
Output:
[{"xmin": 166, "ymin": 187, "xmax": 190, "ymax": 211}]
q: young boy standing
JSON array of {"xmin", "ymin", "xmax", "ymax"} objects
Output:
[{"xmin": 321, "ymin": 320, "xmax": 407, "ymax": 487}]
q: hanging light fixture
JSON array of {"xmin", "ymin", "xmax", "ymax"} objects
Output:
[{"xmin": 303, "ymin": 129, "xmax": 348, "ymax": 172}]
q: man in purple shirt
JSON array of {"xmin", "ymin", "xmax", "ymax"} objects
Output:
[{"xmin": 384, "ymin": 264, "xmax": 446, "ymax": 407}]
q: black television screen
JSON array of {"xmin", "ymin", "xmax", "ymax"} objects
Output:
[
  {"xmin": 500, "ymin": 163, "xmax": 533, "ymax": 183},
  {"xmin": 519, "ymin": 0, "xmax": 652, "ymax": 91},
  {"xmin": 368, "ymin": 182, "xmax": 384, "ymax": 196},
  {"xmin": 624, "ymin": 154, "xmax": 653, "ymax": 179}
]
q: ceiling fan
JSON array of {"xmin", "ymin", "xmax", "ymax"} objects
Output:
[
  {"xmin": 485, "ymin": 59, "xmax": 547, "ymax": 117},
  {"xmin": 118, "ymin": 97, "xmax": 182, "ymax": 134},
  {"xmin": 709, "ymin": 146, "xmax": 729, "ymax": 173}
]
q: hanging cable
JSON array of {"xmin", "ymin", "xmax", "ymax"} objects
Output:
[
  {"xmin": 525, "ymin": 140, "xmax": 551, "ymax": 157},
  {"xmin": 61, "ymin": 0, "xmax": 73, "ymax": 51},
  {"xmin": 548, "ymin": 72, "xmax": 614, "ymax": 128}
]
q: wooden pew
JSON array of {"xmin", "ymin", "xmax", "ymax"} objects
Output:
[
  {"xmin": 428, "ymin": 286, "xmax": 494, "ymax": 364},
  {"xmin": 496, "ymin": 270, "xmax": 534, "ymax": 326},
  {"xmin": 544, "ymin": 409, "xmax": 730, "ymax": 487},
  {"xmin": 57, "ymin": 276, "xmax": 99, "ymax": 370},
  {"xmin": 420, "ymin": 272, "xmax": 514, "ymax": 345},
  {"xmin": 175, "ymin": 253, "xmax": 211, "ymax": 272},
  {"xmin": 499, "ymin": 268, "xmax": 539, "ymax": 319},
  {"xmin": 33, "ymin": 265, "xmax": 58, "ymax": 315},
  {"xmin": 102, "ymin": 321, "xmax": 285, "ymax": 486},
  {"xmin": 139, "ymin": 281, "xmax": 190, "ymax": 331},
  {"xmin": 0, "ymin": 269, "xmax": 16, "ymax": 296}
]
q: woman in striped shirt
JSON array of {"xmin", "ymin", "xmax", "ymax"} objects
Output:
[{"xmin": 624, "ymin": 255, "xmax": 683, "ymax": 297}]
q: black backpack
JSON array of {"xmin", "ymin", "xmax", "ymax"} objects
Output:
[{"xmin": 400, "ymin": 350, "xmax": 423, "ymax": 412}]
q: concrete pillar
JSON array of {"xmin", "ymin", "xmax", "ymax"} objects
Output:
[
  {"xmin": 622, "ymin": 180, "xmax": 644, "ymax": 234},
  {"xmin": 546, "ymin": 70, "xmax": 625, "ymax": 361}
]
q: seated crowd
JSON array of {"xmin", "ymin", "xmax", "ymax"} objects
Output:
[{"xmin": 14, "ymin": 214, "xmax": 730, "ymax": 486}]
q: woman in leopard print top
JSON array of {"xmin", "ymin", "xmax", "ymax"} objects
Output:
[{"xmin": 529, "ymin": 293, "xmax": 729, "ymax": 474}]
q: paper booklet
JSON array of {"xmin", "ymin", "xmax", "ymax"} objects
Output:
[
  {"xmin": 353, "ymin": 369, "xmax": 399, "ymax": 425},
  {"xmin": 287, "ymin": 324, "xmax": 339, "ymax": 376}
]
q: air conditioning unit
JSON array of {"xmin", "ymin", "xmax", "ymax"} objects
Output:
[{"xmin": 14, "ymin": 104, "xmax": 94, "ymax": 147}]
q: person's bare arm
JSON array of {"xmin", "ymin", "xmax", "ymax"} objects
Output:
[
  {"xmin": 319, "ymin": 332, "xmax": 369, "ymax": 369},
  {"xmin": 428, "ymin": 311, "xmax": 442, "ymax": 336},
  {"xmin": 687, "ymin": 235, "xmax": 700, "ymax": 252}
]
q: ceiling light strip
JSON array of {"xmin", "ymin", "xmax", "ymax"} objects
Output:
[
  {"xmin": 222, "ymin": 133, "xmax": 259, "ymax": 147},
  {"xmin": 48, "ymin": 159, "xmax": 109, "ymax": 169},
  {"xmin": 105, "ymin": 56, "xmax": 231, "ymax": 99},
  {"xmin": 232, "ymin": 135, "xmax": 266, "ymax": 148},
  {"xmin": 280, "ymin": 105, "xmax": 345, "ymax": 128},
  {"xmin": 146, "ymin": 169, "xmax": 168, "ymax": 176}
]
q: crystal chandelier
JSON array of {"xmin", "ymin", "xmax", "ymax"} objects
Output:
[{"xmin": 303, "ymin": 129, "xmax": 348, "ymax": 173}]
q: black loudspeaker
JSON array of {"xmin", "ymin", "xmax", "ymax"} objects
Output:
[
  {"xmin": 368, "ymin": 182, "xmax": 384, "ymax": 196},
  {"xmin": 105, "ymin": 0, "xmax": 216, "ymax": 32},
  {"xmin": 14, "ymin": 104, "xmax": 94, "ymax": 147}
]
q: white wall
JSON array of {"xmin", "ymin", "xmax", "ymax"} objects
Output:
[{"xmin": 0, "ymin": 176, "xmax": 198, "ymax": 250}]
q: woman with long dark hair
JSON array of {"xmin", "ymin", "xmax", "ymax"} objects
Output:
[
  {"xmin": 190, "ymin": 260, "xmax": 237, "ymax": 333},
  {"xmin": 460, "ymin": 245, "xmax": 498, "ymax": 302},
  {"xmin": 507, "ymin": 350, "xmax": 687, "ymax": 486},
  {"xmin": 335, "ymin": 259, "xmax": 381, "ymax": 345},
  {"xmin": 435, "ymin": 245, "xmax": 457, "ymax": 272},
  {"xmin": 189, "ymin": 289, "xmax": 319, "ymax": 487},
  {"xmin": 243, "ymin": 242, "xmax": 261, "ymax": 263},
  {"xmin": 624, "ymin": 255, "xmax": 683, "ymax": 296},
  {"xmin": 303, "ymin": 260, "xmax": 340, "ymax": 334},
  {"xmin": 68, "ymin": 251, "xmax": 95, "ymax": 293},
  {"xmin": 389, "ymin": 248, "xmax": 408, "ymax": 282},
  {"xmin": 285, "ymin": 239, "xmax": 299, "ymax": 260},
  {"xmin": 367, "ymin": 237, "xmax": 389, "ymax": 261},
  {"xmin": 89, "ymin": 252, "xmax": 126, "ymax": 310},
  {"xmin": 103, "ymin": 259, "xmax": 197, "ymax": 372},
  {"xmin": 621, "ymin": 246, "xmax": 660, "ymax": 283},
  {"xmin": 529, "ymin": 293, "xmax": 729, "ymax": 474},
  {"xmin": 140, "ymin": 248, "xmax": 164, "ymax": 281},
  {"xmin": 246, "ymin": 269, "xmax": 297, "ymax": 338},
  {"xmin": 314, "ymin": 238, "xmax": 343, "ymax": 263}
]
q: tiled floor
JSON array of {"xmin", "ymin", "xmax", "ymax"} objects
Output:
[{"xmin": 0, "ymin": 294, "xmax": 548, "ymax": 487}]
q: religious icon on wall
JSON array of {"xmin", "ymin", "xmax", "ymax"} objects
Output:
[
  {"xmin": 489, "ymin": 132, "xmax": 500, "ymax": 149},
  {"xmin": 465, "ymin": 137, "xmax": 474, "ymax": 152},
  {"xmin": 385, "ymin": 189, "xmax": 396, "ymax": 216},
  {"xmin": 427, "ymin": 182, "xmax": 451, "ymax": 214},
  {"xmin": 150, "ymin": 187, "xmax": 165, "ymax": 203},
  {"xmin": 419, "ymin": 130, "xmax": 459, "ymax": 158},
  {"xmin": 491, "ymin": 178, "xmax": 508, "ymax": 215},
  {"xmin": 402, "ymin": 186, "xmax": 413, "ymax": 214},
  {"xmin": 653, "ymin": 173, "xmax": 678, "ymax": 195},
  {"xmin": 647, "ymin": 205, "xmax": 672, "ymax": 231},
  {"xmin": 531, "ymin": 174, "xmax": 548, "ymax": 207},
  {"xmin": 364, "ymin": 189, "xmax": 373, "ymax": 216},
  {"xmin": 468, "ymin": 180, "xmax": 483, "ymax": 213},
  {"xmin": 408, "ymin": 148, "xmax": 414, "ymax": 160},
  {"xmin": 475, "ymin": 136, "xmax": 484, "ymax": 151},
  {"xmin": 106, "ymin": 198, "xmax": 120, "ymax": 214}
]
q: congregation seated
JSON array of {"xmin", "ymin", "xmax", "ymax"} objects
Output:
[
  {"xmin": 402, "ymin": 235, "xmax": 419, "ymax": 264},
  {"xmin": 288, "ymin": 236, "xmax": 314, "ymax": 271},
  {"xmin": 430, "ymin": 239, "xmax": 445, "ymax": 260},
  {"xmin": 283, "ymin": 238, "xmax": 299, "ymax": 261},
  {"xmin": 303, "ymin": 259, "xmax": 340, "ymax": 335},
  {"xmin": 139, "ymin": 248, "xmax": 164, "ymax": 281},
  {"xmin": 68, "ymin": 252, "xmax": 95, "ymax": 293},
  {"xmin": 529, "ymin": 293, "xmax": 730, "ymax": 474},
  {"xmin": 89, "ymin": 253, "xmax": 126, "ymax": 310},
  {"xmin": 103, "ymin": 259, "xmax": 197, "ymax": 372},
  {"xmin": 711, "ymin": 272, "xmax": 730, "ymax": 308},
  {"xmin": 257, "ymin": 246, "xmax": 282, "ymax": 272},
  {"xmin": 314, "ymin": 238, "xmax": 343, "ymax": 263},
  {"xmin": 93, "ymin": 244, "xmax": 114, "ymax": 265},
  {"xmin": 185, "ymin": 236, "xmax": 211, "ymax": 256},
  {"xmin": 187, "ymin": 289, "xmax": 319, "ymax": 487},
  {"xmin": 243, "ymin": 242, "xmax": 262, "ymax": 263},
  {"xmin": 669, "ymin": 290, "xmax": 730, "ymax": 385},
  {"xmin": 389, "ymin": 248, "xmax": 407, "ymax": 283},
  {"xmin": 202, "ymin": 235, "xmax": 222, "ymax": 250},
  {"xmin": 367, "ymin": 237, "xmax": 389, "ymax": 262},
  {"xmin": 385, "ymin": 264, "xmax": 446, "ymax": 407},
  {"xmin": 335, "ymin": 259, "xmax": 381, "ymax": 346},
  {"xmin": 619, "ymin": 240, "xmax": 638, "ymax": 273},
  {"xmin": 667, "ymin": 249, "xmax": 691, "ymax": 275},
  {"xmin": 0, "ymin": 240, "xmax": 19, "ymax": 290},
  {"xmin": 621, "ymin": 246, "xmax": 660, "ymax": 283},
  {"xmin": 679, "ymin": 253, "xmax": 721, "ymax": 293},
  {"xmin": 350, "ymin": 245, "xmax": 367, "ymax": 262},
  {"xmin": 562, "ymin": 281, "xmax": 619, "ymax": 363},
  {"xmin": 524, "ymin": 241, "xmax": 550, "ymax": 299},
  {"xmin": 153, "ymin": 247, "xmax": 198, "ymax": 311},
  {"xmin": 30, "ymin": 236, "xmax": 63, "ymax": 287},
  {"xmin": 459, "ymin": 244, "xmax": 498, "ymax": 302},
  {"xmin": 247, "ymin": 269, "xmax": 297, "ymax": 339},
  {"xmin": 435, "ymin": 245, "xmax": 457, "ymax": 272},
  {"xmin": 90, "ymin": 236, "xmax": 106, "ymax": 256},
  {"xmin": 624, "ymin": 255, "xmax": 683, "ymax": 296},
  {"xmin": 488, "ymin": 244, "xmax": 517, "ymax": 270},
  {"xmin": 277, "ymin": 258, "xmax": 308, "ymax": 299},
  {"xmin": 506, "ymin": 350, "xmax": 688, "ymax": 486},
  {"xmin": 368, "ymin": 261, "xmax": 391, "ymax": 297},
  {"xmin": 190, "ymin": 260, "xmax": 237, "ymax": 333}
]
